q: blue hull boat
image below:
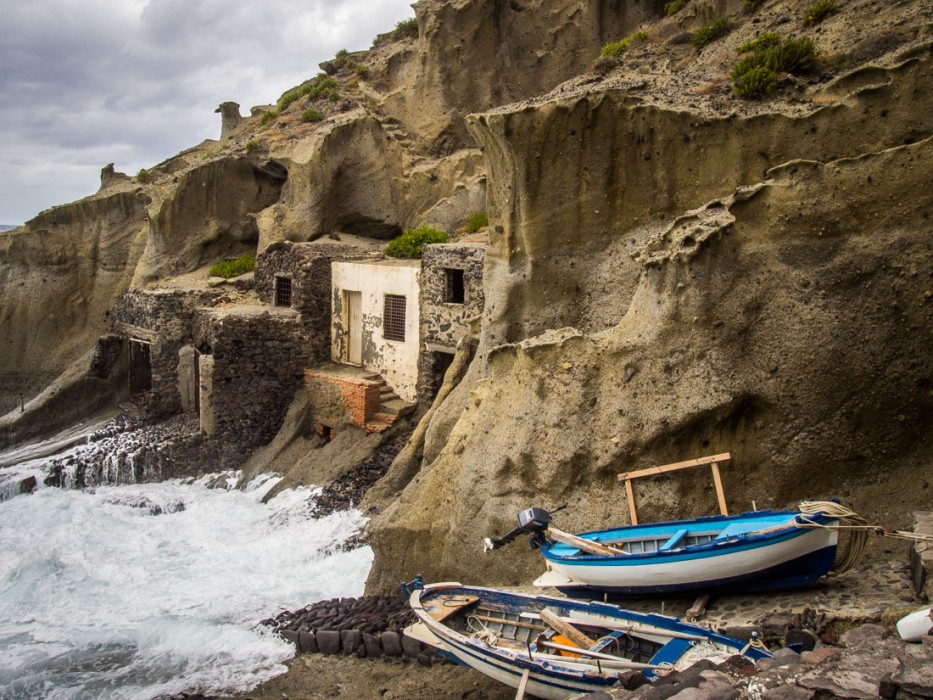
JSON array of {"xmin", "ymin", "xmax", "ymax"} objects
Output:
[
  {"xmin": 486, "ymin": 505, "xmax": 841, "ymax": 596},
  {"xmin": 405, "ymin": 580, "xmax": 770, "ymax": 700}
]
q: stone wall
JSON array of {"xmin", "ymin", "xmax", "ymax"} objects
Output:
[
  {"xmin": 417, "ymin": 242, "xmax": 485, "ymax": 402},
  {"xmin": 111, "ymin": 289, "xmax": 225, "ymax": 419},
  {"xmin": 255, "ymin": 241, "xmax": 370, "ymax": 365},
  {"xmin": 195, "ymin": 308, "xmax": 310, "ymax": 447}
]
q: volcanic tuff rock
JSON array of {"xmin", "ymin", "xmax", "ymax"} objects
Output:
[
  {"xmin": 364, "ymin": 19, "xmax": 933, "ymax": 588},
  {"xmin": 1, "ymin": 0, "xmax": 932, "ymax": 593}
]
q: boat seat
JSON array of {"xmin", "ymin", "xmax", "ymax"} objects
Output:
[{"xmin": 659, "ymin": 529, "xmax": 688, "ymax": 551}]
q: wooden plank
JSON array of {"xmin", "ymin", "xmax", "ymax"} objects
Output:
[
  {"xmin": 515, "ymin": 668, "xmax": 530, "ymax": 700},
  {"xmin": 537, "ymin": 641, "xmax": 663, "ymax": 668},
  {"xmin": 710, "ymin": 462, "xmax": 729, "ymax": 515},
  {"xmin": 422, "ymin": 594, "xmax": 479, "ymax": 622},
  {"xmin": 617, "ymin": 452, "xmax": 731, "ymax": 481},
  {"xmin": 540, "ymin": 608, "xmax": 595, "ymax": 649},
  {"xmin": 547, "ymin": 527, "xmax": 628, "ymax": 556},
  {"xmin": 624, "ymin": 478, "xmax": 638, "ymax": 525},
  {"xmin": 686, "ymin": 593, "xmax": 711, "ymax": 622},
  {"xmin": 471, "ymin": 614, "xmax": 546, "ymax": 631},
  {"xmin": 523, "ymin": 610, "xmax": 707, "ymax": 642}
]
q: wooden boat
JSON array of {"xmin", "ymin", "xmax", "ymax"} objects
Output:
[
  {"xmin": 405, "ymin": 579, "xmax": 770, "ymax": 700},
  {"xmin": 486, "ymin": 505, "xmax": 841, "ymax": 596}
]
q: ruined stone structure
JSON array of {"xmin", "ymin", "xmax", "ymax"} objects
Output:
[
  {"xmin": 417, "ymin": 241, "xmax": 486, "ymax": 401},
  {"xmin": 111, "ymin": 289, "xmax": 225, "ymax": 419},
  {"xmin": 255, "ymin": 241, "xmax": 371, "ymax": 365},
  {"xmin": 194, "ymin": 307, "xmax": 310, "ymax": 447}
]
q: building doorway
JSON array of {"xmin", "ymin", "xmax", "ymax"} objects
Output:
[
  {"xmin": 344, "ymin": 290, "xmax": 362, "ymax": 365},
  {"xmin": 129, "ymin": 339, "xmax": 152, "ymax": 394}
]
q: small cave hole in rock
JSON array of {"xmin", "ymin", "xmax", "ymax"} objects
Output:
[
  {"xmin": 317, "ymin": 424, "xmax": 334, "ymax": 443},
  {"xmin": 682, "ymin": 235, "xmax": 696, "ymax": 248}
]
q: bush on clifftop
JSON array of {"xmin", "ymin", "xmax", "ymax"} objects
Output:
[
  {"xmin": 385, "ymin": 226, "xmax": 448, "ymax": 259},
  {"xmin": 209, "ymin": 254, "xmax": 255, "ymax": 279}
]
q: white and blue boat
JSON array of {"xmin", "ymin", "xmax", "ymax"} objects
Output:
[
  {"xmin": 404, "ymin": 579, "xmax": 770, "ymax": 700},
  {"xmin": 485, "ymin": 504, "xmax": 842, "ymax": 596}
]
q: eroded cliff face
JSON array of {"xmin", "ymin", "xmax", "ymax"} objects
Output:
[
  {"xmin": 364, "ymin": 38, "xmax": 933, "ymax": 591},
  {"xmin": 399, "ymin": 0, "xmax": 670, "ymax": 150},
  {"xmin": 135, "ymin": 157, "xmax": 287, "ymax": 284},
  {"xmin": 0, "ymin": 191, "xmax": 149, "ymax": 415}
]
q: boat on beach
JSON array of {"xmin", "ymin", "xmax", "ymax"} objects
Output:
[
  {"xmin": 404, "ymin": 579, "xmax": 770, "ymax": 700},
  {"xmin": 485, "ymin": 504, "xmax": 842, "ymax": 596}
]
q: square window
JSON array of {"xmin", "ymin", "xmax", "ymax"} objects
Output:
[
  {"xmin": 383, "ymin": 294, "xmax": 406, "ymax": 342},
  {"xmin": 274, "ymin": 276, "xmax": 292, "ymax": 307},
  {"xmin": 444, "ymin": 268, "xmax": 465, "ymax": 304}
]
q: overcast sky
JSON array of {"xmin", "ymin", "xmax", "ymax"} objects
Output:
[{"xmin": 0, "ymin": 0, "xmax": 416, "ymax": 225}]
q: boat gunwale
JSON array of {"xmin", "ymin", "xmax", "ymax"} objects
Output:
[
  {"xmin": 410, "ymin": 583, "xmax": 769, "ymax": 668},
  {"xmin": 541, "ymin": 511, "xmax": 838, "ymax": 564}
]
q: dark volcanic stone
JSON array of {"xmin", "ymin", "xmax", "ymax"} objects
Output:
[
  {"xmin": 317, "ymin": 630, "xmax": 341, "ymax": 655},
  {"xmin": 279, "ymin": 629, "xmax": 299, "ymax": 647},
  {"xmin": 415, "ymin": 652, "xmax": 432, "ymax": 667},
  {"xmin": 298, "ymin": 630, "xmax": 317, "ymax": 654},
  {"xmin": 363, "ymin": 632, "xmax": 382, "ymax": 658},
  {"xmin": 719, "ymin": 654, "xmax": 758, "ymax": 677},
  {"xmin": 401, "ymin": 633, "xmax": 422, "ymax": 658},
  {"xmin": 839, "ymin": 624, "xmax": 890, "ymax": 648},
  {"xmin": 381, "ymin": 631, "xmax": 403, "ymax": 657},
  {"xmin": 617, "ymin": 670, "xmax": 650, "ymax": 690},
  {"xmin": 341, "ymin": 629, "xmax": 362, "ymax": 656}
]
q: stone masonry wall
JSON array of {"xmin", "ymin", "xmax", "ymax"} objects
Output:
[
  {"xmin": 196, "ymin": 308, "xmax": 310, "ymax": 447},
  {"xmin": 111, "ymin": 289, "xmax": 225, "ymax": 419},
  {"xmin": 417, "ymin": 242, "xmax": 485, "ymax": 402},
  {"xmin": 255, "ymin": 241, "xmax": 370, "ymax": 365}
]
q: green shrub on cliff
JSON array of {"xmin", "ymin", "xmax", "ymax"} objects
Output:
[
  {"xmin": 209, "ymin": 254, "xmax": 255, "ymax": 279},
  {"xmin": 600, "ymin": 31, "xmax": 649, "ymax": 58},
  {"xmin": 665, "ymin": 1, "xmax": 686, "ymax": 17},
  {"xmin": 803, "ymin": 0, "xmax": 839, "ymax": 27},
  {"xmin": 691, "ymin": 18, "xmax": 729, "ymax": 49},
  {"xmin": 136, "ymin": 168, "xmax": 153, "ymax": 183},
  {"xmin": 393, "ymin": 17, "xmax": 418, "ymax": 40},
  {"xmin": 385, "ymin": 226, "xmax": 448, "ymax": 259},
  {"xmin": 732, "ymin": 65, "xmax": 778, "ymax": 98},
  {"xmin": 731, "ymin": 34, "xmax": 817, "ymax": 99},
  {"xmin": 464, "ymin": 211, "xmax": 488, "ymax": 233},
  {"xmin": 301, "ymin": 108, "xmax": 324, "ymax": 123}
]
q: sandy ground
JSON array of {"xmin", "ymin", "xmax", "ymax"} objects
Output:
[{"xmin": 222, "ymin": 655, "xmax": 513, "ymax": 700}]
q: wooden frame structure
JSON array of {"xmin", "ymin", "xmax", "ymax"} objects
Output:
[{"xmin": 617, "ymin": 453, "xmax": 731, "ymax": 525}]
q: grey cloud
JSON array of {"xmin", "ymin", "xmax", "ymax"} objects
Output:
[{"xmin": 0, "ymin": 0, "xmax": 416, "ymax": 224}]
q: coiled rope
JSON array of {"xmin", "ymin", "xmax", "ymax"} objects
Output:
[{"xmin": 795, "ymin": 500, "xmax": 933, "ymax": 573}]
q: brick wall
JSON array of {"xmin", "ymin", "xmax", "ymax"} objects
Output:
[{"xmin": 304, "ymin": 371, "xmax": 381, "ymax": 429}]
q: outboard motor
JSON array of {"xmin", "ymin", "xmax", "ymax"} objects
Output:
[{"xmin": 483, "ymin": 506, "xmax": 565, "ymax": 552}]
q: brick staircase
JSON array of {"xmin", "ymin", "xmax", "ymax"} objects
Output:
[{"xmin": 362, "ymin": 372, "xmax": 416, "ymax": 433}]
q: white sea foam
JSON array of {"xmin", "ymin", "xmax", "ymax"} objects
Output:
[{"xmin": 0, "ymin": 477, "xmax": 373, "ymax": 699}]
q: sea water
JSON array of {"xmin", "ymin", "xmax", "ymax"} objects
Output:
[{"xmin": 0, "ymin": 471, "xmax": 373, "ymax": 699}]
